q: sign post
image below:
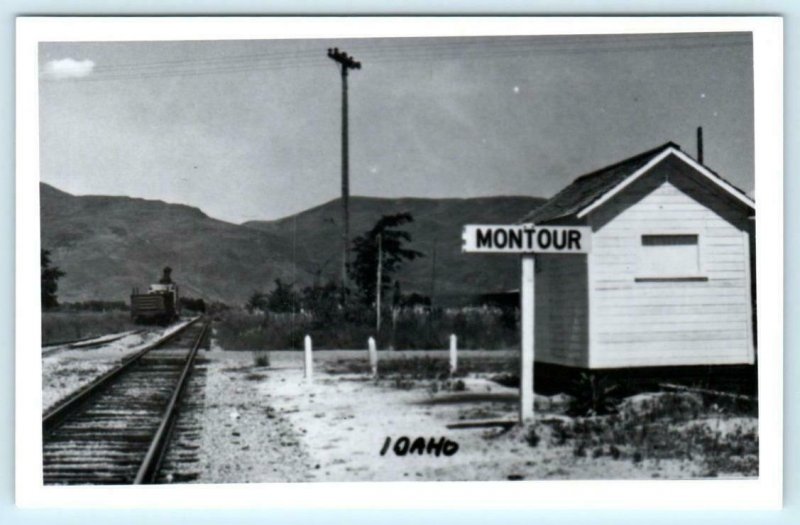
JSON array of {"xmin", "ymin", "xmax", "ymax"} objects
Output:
[
  {"xmin": 462, "ymin": 224, "xmax": 591, "ymax": 425},
  {"xmin": 520, "ymin": 255, "xmax": 535, "ymax": 423}
]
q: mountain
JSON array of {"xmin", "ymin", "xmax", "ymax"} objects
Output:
[
  {"xmin": 40, "ymin": 183, "xmax": 308, "ymax": 304},
  {"xmin": 40, "ymin": 183, "xmax": 546, "ymax": 305},
  {"xmin": 244, "ymin": 195, "xmax": 547, "ymax": 302}
]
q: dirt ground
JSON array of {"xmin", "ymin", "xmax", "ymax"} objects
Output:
[{"xmin": 193, "ymin": 345, "xmax": 748, "ymax": 482}]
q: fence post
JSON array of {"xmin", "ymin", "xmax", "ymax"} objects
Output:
[
  {"xmin": 449, "ymin": 334, "xmax": 458, "ymax": 375},
  {"xmin": 304, "ymin": 335, "xmax": 313, "ymax": 381},
  {"xmin": 368, "ymin": 336, "xmax": 378, "ymax": 377}
]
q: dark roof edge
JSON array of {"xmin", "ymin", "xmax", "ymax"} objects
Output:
[
  {"xmin": 673, "ymin": 148, "xmax": 754, "ymax": 205},
  {"xmin": 519, "ymin": 140, "xmax": 754, "ymax": 225},
  {"xmin": 571, "ymin": 141, "xmax": 680, "ymax": 183}
]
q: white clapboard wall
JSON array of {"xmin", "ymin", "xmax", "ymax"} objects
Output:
[{"xmin": 535, "ymin": 153, "xmax": 754, "ymax": 369}]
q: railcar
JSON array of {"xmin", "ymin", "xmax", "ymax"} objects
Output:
[{"xmin": 131, "ymin": 267, "xmax": 181, "ymax": 324}]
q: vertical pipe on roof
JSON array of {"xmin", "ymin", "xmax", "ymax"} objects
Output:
[{"xmin": 697, "ymin": 126, "xmax": 704, "ymax": 164}]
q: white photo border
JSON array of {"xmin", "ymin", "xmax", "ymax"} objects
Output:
[{"xmin": 15, "ymin": 16, "xmax": 784, "ymax": 510}]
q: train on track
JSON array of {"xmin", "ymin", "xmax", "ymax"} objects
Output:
[{"xmin": 130, "ymin": 267, "xmax": 181, "ymax": 324}]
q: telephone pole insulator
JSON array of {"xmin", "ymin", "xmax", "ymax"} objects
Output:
[
  {"xmin": 327, "ymin": 48, "xmax": 361, "ymax": 69},
  {"xmin": 327, "ymin": 48, "xmax": 362, "ymax": 302}
]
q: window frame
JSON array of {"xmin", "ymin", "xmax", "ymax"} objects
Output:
[{"xmin": 634, "ymin": 232, "xmax": 708, "ymax": 283}]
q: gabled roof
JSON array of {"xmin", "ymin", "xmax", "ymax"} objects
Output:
[{"xmin": 521, "ymin": 142, "xmax": 755, "ymax": 225}]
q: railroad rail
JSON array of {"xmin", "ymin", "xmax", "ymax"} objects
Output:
[
  {"xmin": 42, "ymin": 317, "xmax": 209, "ymax": 485},
  {"xmin": 42, "ymin": 334, "xmax": 102, "ymax": 349},
  {"xmin": 41, "ymin": 330, "xmax": 142, "ymax": 357}
]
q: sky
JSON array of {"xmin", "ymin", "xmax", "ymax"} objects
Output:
[{"xmin": 38, "ymin": 33, "xmax": 754, "ymax": 224}]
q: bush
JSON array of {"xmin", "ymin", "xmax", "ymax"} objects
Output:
[
  {"xmin": 214, "ymin": 310, "xmax": 305, "ymax": 350},
  {"xmin": 618, "ymin": 392, "xmax": 703, "ymax": 422},
  {"xmin": 207, "ymin": 301, "xmax": 231, "ymax": 317},
  {"xmin": 58, "ymin": 300, "xmax": 128, "ymax": 312},
  {"xmin": 569, "ymin": 372, "xmax": 620, "ymax": 416},
  {"xmin": 180, "ymin": 296, "xmax": 206, "ymax": 313},
  {"xmin": 540, "ymin": 392, "xmax": 758, "ymax": 477},
  {"xmin": 42, "ymin": 311, "xmax": 136, "ymax": 345},
  {"xmin": 301, "ymin": 282, "xmax": 344, "ymax": 325},
  {"xmin": 213, "ymin": 303, "xmax": 520, "ymax": 351},
  {"xmin": 375, "ymin": 355, "xmax": 450, "ymax": 379},
  {"xmin": 525, "ymin": 427, "xmax": 540, "ymax": 447},
  {"xmin": 253, "ymin": 351, "xmax": 271, "ymax": 367}
]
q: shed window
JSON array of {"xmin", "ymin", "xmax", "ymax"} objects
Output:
[{"xmin": 637, "ymin": 234, "xmax": 704, "ymax": 281}]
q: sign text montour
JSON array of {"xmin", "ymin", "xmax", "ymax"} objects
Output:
[{"xmin": 462, "ymin": 224, "xmax": 591, "ymax": 254}]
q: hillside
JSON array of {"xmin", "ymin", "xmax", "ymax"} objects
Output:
[
  {"xmin": 40, "ymin": 183, "xmax": 545, "ymax": 305},
  {"xmin": 244, "ymin": 195, "xmax": 547, "ymax": 301},
  {"xmin": 40, "ymin": 183, "xmax": 308, "ymax": 304}
]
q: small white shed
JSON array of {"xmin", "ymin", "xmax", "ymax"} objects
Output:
[{"xmin": 522, "ymin": 142, "xmax": 755, "ymax": 370}]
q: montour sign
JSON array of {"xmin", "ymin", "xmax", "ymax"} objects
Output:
[
  {"xmin": 462, "ymin": 224, "xmax": 591, "ymax": 254},
  {"xmin": 461, "ymin": 222, "xmax": 591, "ymax": 424}
]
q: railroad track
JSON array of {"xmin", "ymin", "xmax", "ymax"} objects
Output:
[
  {"xmin": 42, "ymin": 330, "xmax": 142, "ymax": 356},
  {"xmin": 42, "ymin": 333, "xmax": 103, "ymax": 349},
  {"xmin": 42, "ymin": 317, "xmax": 210, "ymax": 485}
]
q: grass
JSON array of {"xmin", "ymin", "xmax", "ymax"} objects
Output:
[
  {"xmin": 535, "ymin": 392, "xmax": 758, "ymax": 477},
  {"xmin": 213, "ymin": 307, "xmax": 519, "ymax": 351},
  {"xmin": 42, "ymin": 311, "xmax": 137, "ymax": 345},
  {"xmin": 324, "ymin": 353, "xmax": 517, "ymax": 379}
]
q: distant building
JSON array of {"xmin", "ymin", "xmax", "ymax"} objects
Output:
[
  {"xmin": 522, "ymin": 142, "xmax": 755, "ymax": 372},
  {"xmin": 476, "ymin": 289, "xmax": 520, "ymax": 309}
]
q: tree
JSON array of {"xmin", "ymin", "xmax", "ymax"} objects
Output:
[
  {"xmin": 348, "ymin": 213, "xmax": 423, "ymax": 306},
  {"xmin": 265, "ymin": 279, "xmax": 299, "ymax": 313},
  {"xmin": 41, "ymin": 249, "xmax": 65, "ymax": 309},
  {"xmin": 301, "ymin": 281, "xmax": 342, "ymax": 325},
  {"xmin": 245, "ymin": 290, "xmax": 267, "ymax": 313},
  {"xmin": 401, "ymin": 292, "xmax": 431, "ymax": 309},
  {"xmin": 179, "ymin": 296, "xmax": 207, "ymax": 313}
]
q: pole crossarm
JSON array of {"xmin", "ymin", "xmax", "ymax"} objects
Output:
[{"xmin": 327, "ymin": 47, "xmax": 362, "ymax": 72}]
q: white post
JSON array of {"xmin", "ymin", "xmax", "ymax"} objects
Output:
[
  {"xmin": 304, "ymin": 335, "xmax": 313, "ymax": 381},
  {"xmin": 449, "ymin": 334, "xmax": 458, "ymax": 375},
  {"xmin": 368, "ymin": 336, "xmax": 378, "ymax": 377},
  {"xmin": 520, "ymin": 255, "xmax": 535, "ymax": 424}
]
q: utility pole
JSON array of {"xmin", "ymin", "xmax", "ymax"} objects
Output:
[
  {"xmin": 376, "ymin": 233, "xmax": 383, "ymax": 332},
  {"xmin": 428, "ymin": 238, "xmax": 437, "ymax": 342},
  {"xmin": 430, "ymin": 238, "xmax": 438, "ymax": 307},
  {"xmin": 327, "ymin": 47, "xmax": 361, "ymax": 302}
]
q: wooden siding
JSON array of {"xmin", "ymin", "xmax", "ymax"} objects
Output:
[
  {"xmin": 587, "ymin": 156, "xmax": 754, "ymax": 368},
  {"xmin": 534, "ymin": 253, "xmax": 589, "ymax": 367}
]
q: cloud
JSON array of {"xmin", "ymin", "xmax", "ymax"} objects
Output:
[{"xmin": 41, "ymin": 58, "xmax": 95, "ymax": 80}]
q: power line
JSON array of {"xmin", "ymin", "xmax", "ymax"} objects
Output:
[
  {"xmin": 42, "ymin": 33, "xmax": 749, "ymax": 84},
  {"xmin": 43, "ymin": 58, "xmax": 331, "ymax": 83}
]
